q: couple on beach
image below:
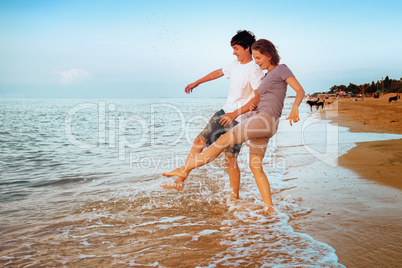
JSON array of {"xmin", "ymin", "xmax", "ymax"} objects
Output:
[{"xmin": 161, "ymin": 30, "xmax": 305, "ymax": 213}]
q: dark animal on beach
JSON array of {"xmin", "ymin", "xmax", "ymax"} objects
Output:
[
  {"xmin": 306, "ymin": 98, "xmax": 324, "ymax": 111},
  {"xmin": 389, "ymin": 95, "xmax": 400, "ymax": 103}
]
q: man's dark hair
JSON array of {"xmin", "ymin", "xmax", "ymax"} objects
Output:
[{"xmin": 230, "ymin": 30, "xmax": 256, "ymax": 54}]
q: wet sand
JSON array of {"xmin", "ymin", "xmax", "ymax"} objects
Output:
[
  {"xmin": 334, "ymin": 95, "xmax": 402, "ymax": 189},
  {"xmin": 278, "ymin": 95, "xmax": 402, "ymax": 267}
]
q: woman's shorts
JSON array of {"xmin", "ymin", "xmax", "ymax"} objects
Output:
[
  {"xmin": 197, "ymin": 109, "xmax": 242, "ymax": 157},
  {"xmin": 230, "ymin": 111, "xmax": 278, "ymax": 157}
]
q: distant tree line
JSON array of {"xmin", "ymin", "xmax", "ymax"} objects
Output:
[{"xmin": 315, "ymin": 76, "xmax": 402, "ymax": 96}]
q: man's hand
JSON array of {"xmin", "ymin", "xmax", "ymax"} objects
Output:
[
  {"xmin": 219, "ymin": 112, "xmax": 236, "ymax": 127},
  {"xmin": 185, "ymin": 82, "xmax": 199, "ymax": 94}
]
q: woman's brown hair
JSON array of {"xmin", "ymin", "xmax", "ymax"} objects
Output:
[{"xmin": 251, "ymin": 39, "xmax": 280, "ymax": 65}]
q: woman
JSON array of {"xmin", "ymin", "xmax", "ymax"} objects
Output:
[{"xmin": 162, "ymin": 39, "xmax": 305, "ymax": 213}]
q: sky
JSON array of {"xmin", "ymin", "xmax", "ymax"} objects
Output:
[{"xmin": 0, "ymin": 0, "xmax": 401, "ymax": 98}]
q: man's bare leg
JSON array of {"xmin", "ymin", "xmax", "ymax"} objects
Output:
[{"xmin": 225, "ymin": 155, "xmax": 240, "ymax": 199}]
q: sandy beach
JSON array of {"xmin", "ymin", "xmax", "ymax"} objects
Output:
[
  {"xmin": 334, "ymin": 95, "xmax": 402, "ymax": 189},
  {"xmin": 279, "ymin": 95, "xmax": 402, "ymax": 267}
]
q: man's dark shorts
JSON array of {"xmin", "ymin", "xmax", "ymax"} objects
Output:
[{"xmin": 197, "ymin": 109, "xmax": 242, "ymax": 157}]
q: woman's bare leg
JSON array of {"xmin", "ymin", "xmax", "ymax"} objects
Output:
[
  {"xmin": 184, "ymin": 137, "xmax": 207, "ymax": 167},
  {"xmin": 161, "ymin": 131, "xmax": 235, "ymax": 189},
  {"xmin": 249, "ymin": 154, "xmax": 276, "ymax": 213}
]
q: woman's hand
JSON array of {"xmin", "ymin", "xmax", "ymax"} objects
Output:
[
  {"xmin": 219, "ymin": 112, "xmax": 236, "ymax": 127},
  {"xmin": 249, "ymin": 103, "xmax": 257, "ymax": 111},
  {"xmin": 284, "ymin": 76, "xmax": 304, "ymax": 126},
  {"xmin": 286, "ymin": 106, "xmax": 300, "ymax": 126}
]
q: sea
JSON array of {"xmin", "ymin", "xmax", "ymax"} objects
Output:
[{"xmin": 1, "ymin": 97, "xmax": 401, "ymax": 267}]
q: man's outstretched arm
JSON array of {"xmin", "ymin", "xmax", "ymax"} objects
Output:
[{"xmin": 185, "ymin": 69, "xmax": 224, "ymax": 94}]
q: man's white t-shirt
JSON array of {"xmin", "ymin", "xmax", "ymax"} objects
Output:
[{"xmin": 222, "ymin": 59, "xmax": 263, "ymax": 122}]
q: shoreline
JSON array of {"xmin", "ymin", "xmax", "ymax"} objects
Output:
[
  {"xmin": 277, "ymin": 96, "xmax": 402, "ymax": 267},
  {"xmin": 329, "ymin": 97, "xmax": 402, "ymax": 189}
]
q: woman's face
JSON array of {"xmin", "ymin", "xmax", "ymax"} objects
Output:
[{"xmin": 252, "ymin": 50, "xmax": 271, "ymax": 70}]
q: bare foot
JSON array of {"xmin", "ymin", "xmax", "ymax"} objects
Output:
[
  {"xmin": 230, "ymin": 191, "xmax": 240, "ymax": 200},
  {"xmin": 160, "ymin": 179, "xmax": 185, "ymax": 191},
  {"xmin": 263, "ymin": 205, "xmax": 278, "ymax": 215},
  {"xmin": 161, "ymin": 167, "xmax": 189, "ymax": 191},
  {"xmin": 162, "ymin": 167, "xmax": 188, "ymax": 180},
  {"xmin": 226, "ymin": 194, "xmax": 240, "ymax": 204}
]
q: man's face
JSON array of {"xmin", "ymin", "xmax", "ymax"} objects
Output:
[{"xmin": 232, "ymin": 45, "xmax": 249, "ymax": 63}]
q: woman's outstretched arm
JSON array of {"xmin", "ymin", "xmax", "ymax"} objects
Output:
[
  {"xmin": 285, "ymin": 77, "xmax": 305, "ymax": 126},
  {"xmin": 219, "ymin": 90, "xmax": 260, "ymax": 127}
]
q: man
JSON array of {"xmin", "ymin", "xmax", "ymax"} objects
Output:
[{"xmin": 161, "ymin": 30, "xmax": 263, "ymax": 200}]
